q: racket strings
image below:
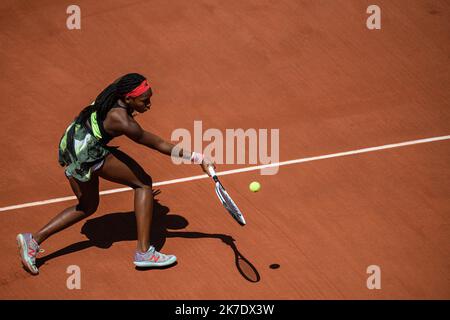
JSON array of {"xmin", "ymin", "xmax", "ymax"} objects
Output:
[
  {"xmin": 215, "ymin": 182, "xmax": 246, "ymax": 225},
  {"xmin": 218, "ymin": 188, "xmax": 241, "ymax": 215}
]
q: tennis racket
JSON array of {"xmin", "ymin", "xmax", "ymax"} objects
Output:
[{"xmin": 207, "ymin": 166, "xmax": 246, "ymax": 226}]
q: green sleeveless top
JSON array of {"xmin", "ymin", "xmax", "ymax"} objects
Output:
[
  {"xmin": 58, "ymin": 102, "xmax": 133, "ymax": 181},
  {"xmin": 58, "ymin": 111, "xmax": 110, "ymax": 182}
]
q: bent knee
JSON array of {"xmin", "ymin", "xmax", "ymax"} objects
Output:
[
  {"xmin": 76, "ymin": 203, "xmax": 98, "ymax": 215},
  {"xmin": 131, "ymin": 174, "xmax": 153, "ymax": 190},
  {"xmin": 134, "ymin": 184, "xmax": 153, "ymax": 193}
]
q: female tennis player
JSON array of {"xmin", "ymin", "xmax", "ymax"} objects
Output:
[{"xmin": 16, "ymin": 73, "xmax": 214, "ymax": 274}]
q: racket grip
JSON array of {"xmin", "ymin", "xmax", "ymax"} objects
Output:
[{"xmin": 207, "ymin": 166, "xmax": 216, "ymax": 177}]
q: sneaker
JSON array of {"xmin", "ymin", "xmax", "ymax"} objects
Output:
[
  {"xmin": 133, "ymin": 246, "xmax": 177, "ymax": 268},
  {"xmin": 17, "ymin": 233, "xmax": 42, "ymax": 275}
]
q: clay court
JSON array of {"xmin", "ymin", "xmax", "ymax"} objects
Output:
[{"xmin": 0, "ymin": 0, "xmax": 449, "ymax": 299}]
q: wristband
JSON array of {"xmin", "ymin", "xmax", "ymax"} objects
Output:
[{"xmin": 190, "ymin": 152, "xmax": 204, "ymax": 164}]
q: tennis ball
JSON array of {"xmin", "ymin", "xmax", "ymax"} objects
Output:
[{"xmin": 249, "ymin": 181, "xmax": 261, "ymax": 192}]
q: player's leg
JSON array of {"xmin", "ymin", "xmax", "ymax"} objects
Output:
[
  {"xmin": 97, "ymin": 151, "xmax": 153, "ymax": 253},
  {"xmin": 17, "ymin": 175, "xmax": 100, "ymax": 274},
  {"xmin": 97, "ymin": 149, "xmax": 176, "ymax": 267},
  {"xmin": 33, "ymin": 175, "xmax": 100, "ymax": 244}
]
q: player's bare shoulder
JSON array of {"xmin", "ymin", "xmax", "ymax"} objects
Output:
[
  {"xmin": 103, "ymin": 107, "xmax": 135, "ymax": 137},
  {"xmin": 104, "ymin": 107, "xmax": 144, "ymax": 141}
]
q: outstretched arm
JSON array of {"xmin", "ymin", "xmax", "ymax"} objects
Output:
[{"xmin": 109, "ymin": 113, "xmax": 215, "ymax": 174}]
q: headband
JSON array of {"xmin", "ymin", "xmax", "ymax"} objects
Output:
[{"xmin": 125, "ymin": 80, "xmax": 151, "ymax": 98}]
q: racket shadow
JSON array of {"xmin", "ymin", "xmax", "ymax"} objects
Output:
[
  {"xmin": 167, "ymin": 231, "xmax": 260, "ymax": 282},
  {"xmin": 36, "ymin": 194, "xmax": 260, "ymax": 282}
]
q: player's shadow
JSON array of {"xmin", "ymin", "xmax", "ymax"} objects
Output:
[{"xmin": 36, "ymin": 191, "xmax": 260, "ymax": 282}]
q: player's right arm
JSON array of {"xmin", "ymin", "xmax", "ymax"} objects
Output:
[{"xmin": 106, "ymin": 110, "xmax": 215, "ymax": 173}]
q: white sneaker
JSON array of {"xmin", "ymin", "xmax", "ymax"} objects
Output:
[
  {"xmin": 17, "ymin": 233, "xmax": 42, "ymax": 275},
  {"xmin": 133, "ymin": 246, "xmax": 177, "ymax": 267}
]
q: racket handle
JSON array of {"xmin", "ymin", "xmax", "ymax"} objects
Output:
[{"xmin": 207, "ymin": 166, "xmax": 216, "ymax": 177}]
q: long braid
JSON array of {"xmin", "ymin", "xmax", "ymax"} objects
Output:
[
  {"xmin": 67, "ymin": 73, "xmax": 147, "ymax": 158},
  {"xmin": 75, "ymin": 73, "xmax": 146, "ymax": 124}
]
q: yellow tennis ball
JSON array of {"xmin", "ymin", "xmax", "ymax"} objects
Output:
[{"xmin": 249, "ymin": 181, "xmax": 261, "ymax": 192}]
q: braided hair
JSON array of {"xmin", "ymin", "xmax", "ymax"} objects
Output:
[
  {"xmin": 75, "ymin": 73, "xmax": 146, "ymax": 124},
  {"xmin": 66, "ymin": 73, "xmax": 147, "ymax": 159}
]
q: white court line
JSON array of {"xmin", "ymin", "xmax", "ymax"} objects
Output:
[{"xmin": 1, "ymin": 135, "xmax": 449, "ymax": 213}]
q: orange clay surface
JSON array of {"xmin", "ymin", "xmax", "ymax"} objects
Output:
[{"xmin": 0, "ymin": 0, "xmax": 449, "ymax": 299}]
